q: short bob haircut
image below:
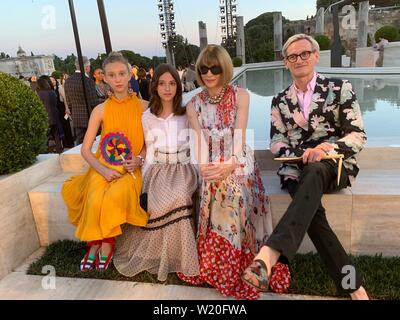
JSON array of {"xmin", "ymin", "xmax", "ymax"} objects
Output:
[
  {"xmin": 282, "ymin": 33, "xmax": 320, "ymax": 58},
  {"xmin": 149, "ymin": 63, "xmax": 185, "ymax": 117},
  {"xmin": 195, "ymin": 44, "xmax": 233, "ymax": 87}
]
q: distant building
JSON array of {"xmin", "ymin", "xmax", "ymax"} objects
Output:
[{"xmin": 0, "ymin": 46, "xmax": 55, "ymax": 78}]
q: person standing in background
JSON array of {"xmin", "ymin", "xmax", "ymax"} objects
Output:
[{"xmin": 64, "ymin": 56, "xmax": 100, "ymax": 145}]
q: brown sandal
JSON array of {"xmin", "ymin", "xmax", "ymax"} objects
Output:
[{"xmin": 241, "ymin": 259, "xmax": 270, "ymax": 292}]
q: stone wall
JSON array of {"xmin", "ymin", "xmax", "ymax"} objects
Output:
[
  {"xmin": 284, "ymin": 8, "xmax": 400, "ymax": 65},
  {"xmin": 0, "ymin": 155, "xmax": 62, "ymax": 280},
  {"xmin": 0, "ymin": 55, "xmax": 55, "ymax": 78}
]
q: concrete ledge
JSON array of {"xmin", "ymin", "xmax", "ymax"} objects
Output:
[
  {"xmin": 383, "ymin": 41, "xmax": 400, "ymax": 67},
  {"xmin": 255, "ymin": 148, "xmax": 400, "ymax": 171},
  {"xmin": 0, "ymin": 271, "xmax": 339, "ymax": 300},
  {"xmin": 263, "ymin": 171, "xmax": 352, "ymax": 254},
  {"xmin": 28, "ymin": 167, "xmax": 400, "ymax": 257},
  {"xmin": 29, "ymin": 173, "xmax": 76, "ymax": 246},
  {"xmin": 351, "ymin": 170, "xmax": 400, "ymax": 256},
  {"xmin": 0, "ymin": 248, "xmax": 340, "ymax": 300},
  {"xmin": 0, "ymin": 154, "xmax": 62, "ymax": 280}
]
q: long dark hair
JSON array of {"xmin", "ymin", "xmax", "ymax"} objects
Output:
[
  {"xmin": 149, "ymin": 64, "xmax": 185, "ymax": 116},
  {"xmin": 37, "ymin": 75, "xmax": 53, "ymax": 91}
]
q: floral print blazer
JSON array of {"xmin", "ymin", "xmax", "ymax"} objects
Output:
[{"xmin": 270, "ymin": 73, "xmax": 367, "ymax": 185}]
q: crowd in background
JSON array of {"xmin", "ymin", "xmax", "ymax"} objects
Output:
[{"xmin": 18, "ymin": 59, "xmax": 199, "ymax": 154}]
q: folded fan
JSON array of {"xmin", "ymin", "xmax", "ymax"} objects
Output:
[
  {"xmin": 100, "ymin": 132, "xmax": 135, "ymax": 178},
  {"xmin": 274, "ymin": 154, "xmax": 344, "ymax": 186}
]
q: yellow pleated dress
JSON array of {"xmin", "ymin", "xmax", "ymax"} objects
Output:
[{"xmin": 61, "ymin": 94, "xmax": 148, "ymax": 241}]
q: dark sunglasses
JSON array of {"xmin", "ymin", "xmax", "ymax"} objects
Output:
[{"xmin": 198, "ymin": 65, "xmax": 223, "ymax": 75}]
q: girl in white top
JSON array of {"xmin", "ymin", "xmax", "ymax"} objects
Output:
[{"xmin": 114, "ymin": 64, "xmax": 200, "ymax": 281}]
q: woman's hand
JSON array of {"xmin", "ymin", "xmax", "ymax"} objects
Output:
[
  {"xmin": 199, "ymin": 161, "xmax": 236, "ymax": 182},
  {"xmin": 65, "ymin": 107, "xmax": 72, "ymax": 117},
  {"xmin": 100, "ymin": 167, "xmax": 122, "ymax": 182},
  {"xmin": 122, "ymin": 158, "xmax": 140, "ymax": 174}
]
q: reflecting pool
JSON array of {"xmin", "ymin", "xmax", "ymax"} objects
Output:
[{"xmin": 234, "ymin": 68, "xmax": 400, "ymax": 149}]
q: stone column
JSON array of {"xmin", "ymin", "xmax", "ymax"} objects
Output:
[
  {"xmin": 236, "ymin": 16, "xmax": 246, "ymax": 64},
  {"xmin": 273, "ymin": 12, "xmax": 283, "ymax": 60},
  {"xmin": 198, "ymin": 21, "xmax": 208, "ymax": 51},
  {"xmin": 357, "ymin": 1, "xmax": 369, "ymax": 48},
  {"xmin": 316, "ymin": 7, "xmax": 325, "ymax": 34},
  {"xmin": 331, "ymin": 4, "xmax": 342, "ymax": 67}
]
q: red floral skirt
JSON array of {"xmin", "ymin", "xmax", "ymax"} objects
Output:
[{"xmin": 178, "ymin": 228, "xmax": 291, "ymax": 300}]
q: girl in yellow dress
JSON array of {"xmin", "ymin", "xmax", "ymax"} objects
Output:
[{"xmin": 61, "ymin": 52, "xmax": 148, "ymax": 271}]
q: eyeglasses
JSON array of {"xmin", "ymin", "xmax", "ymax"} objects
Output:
[
  {"xmin": 285, "ymin": 50, "xmax": 314, "ymax": 63},
  {"xmin": 198, "ymin": 65, "xmax": 223, "ymax": 75}
]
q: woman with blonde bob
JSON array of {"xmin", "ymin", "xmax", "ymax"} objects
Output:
[{"xmin": 181, "ymin": 45, "xmax": 290, "ymax": 300}]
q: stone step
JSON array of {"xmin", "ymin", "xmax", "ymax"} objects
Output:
[
  {"xmin": 0, "ymin": 154, "xmax": 62, "ymax": 281},
  {"xmin": 60, "ymin": 138, "xmax": 99, "ymax": 173},
  {"xmin": 0, "ymin": 247, "xmax": 341, "ymax": 300},
  {"xmin": 262, "ymin": 169, "xmax": 400, "ymax": 256},
  {"xmin": 28, "ymin": 173, "xmax": 76, "ymax": 246},
  {"xmin": 0, "ymin": 271, "xmax": 340, "ymax": 300},
  {"xmin": 28, "ymin": 170, "xmax": 400, "ymax": 256}
]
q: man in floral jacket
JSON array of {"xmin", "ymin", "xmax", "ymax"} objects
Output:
[{"xmin": 242, "ymin": 34, "xmax": 369, "ymax": 299}]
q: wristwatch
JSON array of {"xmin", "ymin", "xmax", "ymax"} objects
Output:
[{"xmin": 137, "ymin": 155, "xmax": 145, "ymax": 166}]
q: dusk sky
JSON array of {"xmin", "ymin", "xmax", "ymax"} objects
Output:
[{"xmin": 0, "ymin": 0, "xmax": 317, "ymax": 59}]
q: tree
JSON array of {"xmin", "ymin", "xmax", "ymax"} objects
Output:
[
  {"xmin": 171, "ymin": 35, "xmax": 200, "ymax": 67},
  {"xmin": 51, "ymin": 70, "xmax": 62, "ymax": 79},
  {"xmin": 314, "ymin": 34, "xmax": 331, "ymax": 50},
  {"xmin": 375, "ymin": 25, "xmax": 400, "ymax": 42},
  {"xmin": 90, "ymin": 53, "xmax": 107, "ymax": 71},
  {"xmin": 119, "ymin": 50, "xmax": 148, "ymax": 68},
  {"xmin": 222, "ymin": 36, "xmax": 237, "ymax": 58},
  {"xmin": 0, "ymin": 72, "xmax": 48, "ymax": 173},
  {"xmin": 151, "ymin": 56, "xmax": 166, "ymax": 67},
  {"xmin": 244, "ymin": 12, "xmax": 289, "ymax": 63},
  {"xmin": 52, "ymin": 51, "xmax": 165, "ymax": 76},
  {"xmin": 53, "ymin": 54, "xmax": 77, "ymax": 75},
  {"xmin": 232, "ymin": 57, "xmax": 243, "ymax": 67}
]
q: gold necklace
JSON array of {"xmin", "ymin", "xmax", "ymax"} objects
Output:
[{"xmin": 205, "ymin": 86, "xmax": 227, "ymax": 104}]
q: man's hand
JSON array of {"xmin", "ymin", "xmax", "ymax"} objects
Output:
[{"xmin": 302, "ymin": 148, "xmax": 326, "ymax": 164}]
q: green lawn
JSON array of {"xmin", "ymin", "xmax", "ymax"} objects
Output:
[{"xmin": 27, "ymin": 240, "xmax": 400, "ymax": 300}]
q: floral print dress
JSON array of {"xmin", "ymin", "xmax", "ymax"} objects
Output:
[{"xmin": 179, "ymin": 85, "xmax": 272, "ymax": 300}]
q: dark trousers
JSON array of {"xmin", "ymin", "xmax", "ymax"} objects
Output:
[
  {"xmin": 266, "ymin": 160, "xmax": 363, "ymax": 294},
  {"xmin": 49, "ymin": 125, "xmax": 63, "ymax": 154},
  {"xmin": 74, "ymin": 127, "xmax": 87, "ymax": 146}
]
